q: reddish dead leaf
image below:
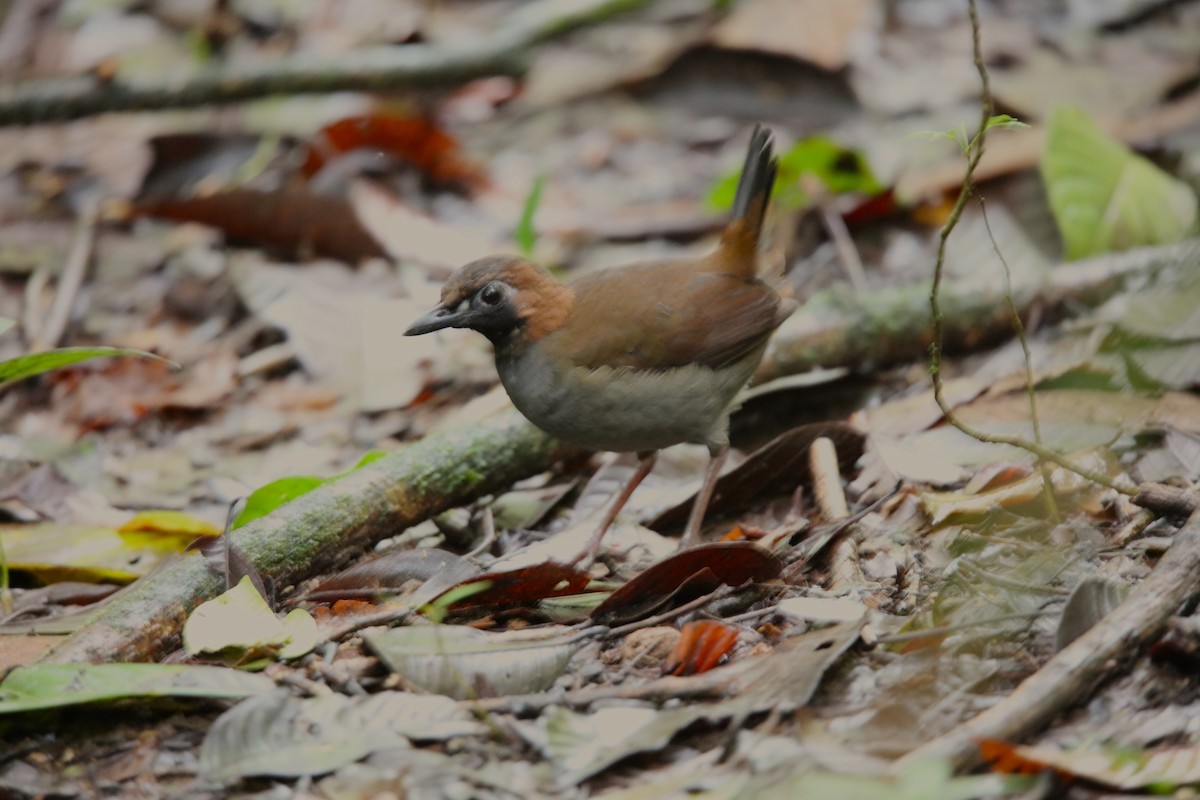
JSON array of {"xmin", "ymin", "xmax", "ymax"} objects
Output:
[
  {"xmin": 720, "ymin": 526, "xmax": 748, "ymax": 541},
  {"xmin": 135, "ymin": 187, "xmax": 385, "ymax": 263},
  {"xmin": 911, "ymin": 192, "xmax": 958, "ymax": 227},
  {"xmin": 407, "ymin": 385, "xmax": 438, "ymax": 408},
  {"xmin": 48, "ymin": 352, "xmax": 238, "ymax": 431},
  {"xmin": 979, "ymin": 739, "xmax": 1045, "ymax": 776},
  {"xmin": 309, "ymin": 601, "xmax": 380, "ymax": 620},
  {"xmin": 664, "ymin": 620, "xmax": 739, "ymax": 676},
  {"xmin": 841, "ymin": 188, "xmax": 899, "ymax": 228},
  {"xmin": 980, "ymin": 739, "xmax": 1200, "ymax": 790},
  {"xmin": 436, "ymin": 563, "xmax": 592, "ymax": 611},
  {"xmin": 330, "ymin": 599, "xmax": 377, "ymax": 616},
  {"xmin": 590, "ymin": 542, "xmax": 781, "ymax": 625},
  {"xmin": 301, "ymin": 113, "xmax": 485, "ymax": 189},
  {"xmin": 978, "ymin": 739, "xmax": 1074, "ymax": 782},
  {"xmin": 893, "ymin": 631, "xmax": 948, "ymax": 654}
]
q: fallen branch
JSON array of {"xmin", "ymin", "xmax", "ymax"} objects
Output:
[
  {"xmin": 42, "ymin": 411, "xmax": 569, "ymax": 664},
  {"xmin": 1133, "ymin": 482, "xmax": 1200, "ymax": 519},
  {"xmin": 0, "ymin": 0, "xmax": 653, "ymax": 125},
  {"xmin": 756, "ymin": 238, "xmax": 1200, "ymax": 382},
  {"xmin": 892, "ymin": 503, "xmax": 1200, "ymax": 772}
]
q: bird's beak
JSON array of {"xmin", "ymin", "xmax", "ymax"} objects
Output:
[{"xmin": 404, "ymin": 302, "xmax": 469, "ymax": 336}]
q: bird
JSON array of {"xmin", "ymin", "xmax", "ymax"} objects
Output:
[{"xmin": 405, "ymin": 125, "xmax": 796, "ymax": 564}]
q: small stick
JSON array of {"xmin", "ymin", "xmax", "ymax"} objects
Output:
[{"xmin": 31, "ymin": 204, "xmax": 98, "ymax": 351}]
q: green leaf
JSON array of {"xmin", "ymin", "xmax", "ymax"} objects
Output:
[
  {"xmin": 515, "ymin": 174, "xmax": 544, "ymax": 257},
  {"xmin": 708, "ymin": 136, "xmax": 881, "ymax": 212},
  {"xmin": 233, "ymin": 476, "xmax": 327, "ymax": 528},
  {"xmin": 232, "ymin": 450, "xmax": 388, "ymax": 528},
  {"xmin": 184, "ymin": 576, "xmax": 318, "ymax": 662},
  {"xmin": 984, "ymin": 113, "xmax": 1029, "ymax": 133},
  {"xmin": 2, "ymin": 521, "xmax": 203, "ymax": 584},
  {"xmin": 0, "ymin": 347, "xmax": 173, "ymax": 387},
  {"xmin": 0, "ymin": 663, "xmax": 273, "ymax": 714},
  {"xmin": 908, "ymin": 126, "xmax": 969, "ymax": 151},
  {"xmin": 353, "ymin": 449, "xmax": 388, "ymax": 469},
  {"xmin": 779, "ymin": 137, "xmax": 881, "ymax": 197},
  {"xmin": 1041, "ymin": 106, "xmax": 1198, "ymax": 260},
  {"xmin": 420, "ymin": 579, "xmax": 493, "ymax": 623}
]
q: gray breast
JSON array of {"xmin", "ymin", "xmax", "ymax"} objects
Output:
[{"xmin": 496, "ymin": 344, "xmax": 763, "ymax": 453}]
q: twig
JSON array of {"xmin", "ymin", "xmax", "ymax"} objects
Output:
[
  {"xmin": 811, "ymin": 436, "xmax": 864, "ymax": 592},
  {"xmin": 892, "ymin": 503, "xmax": 1200, "ymax": 772},
  {"xmin": 954, "ymin": 560, "xmax": 1071, "ymax": 596},
  {"xmin": 976, "ymin": 193, "xmax": 1057, "ymax": 519},
  {"xmin": 266, "ymin": 664, "xmax": 333, "ymax": 696},
  {"xmin": 809, "ymin": 437, "xmax": 849, "ymax": 520},
  {"xmin": 819, "ymin": 199, "xmax": 868, "ymax": 291},
  {"xmin": 461, "ymin": 669, "xmax": 725, "ymax": 716},
  {"xmin": 1111, "ymin": 508, "xmax": 1156, "ymax": 548},
  {"xmin": 464, "ymin": 506, "xmax": 498, "ymax": 561},
  {"xmin": 802, "ymin": 174, "xmax": 867, "ymax": 291},
  {"xmin": 0, "ymin": 0, "xmax": 654, "ymax": 125},
  {"xmin": 30, "ymin": 204, "xmax": 98, "ymax": 351},
  {"xmin": 20, "ymin": 265, "xmax": 50, "ymax": 346},
  {"xmin": 925, "ymin": 0, "xmax": 1133, "ymax": 496},
  {"xmin": 873, "ymin": 611, "xmax": 1049, "ymax": 645}
]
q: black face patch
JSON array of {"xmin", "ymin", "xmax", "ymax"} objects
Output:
[{"xmin": 464, "ymin": 282, "xmax": 523, "ymax": 343}]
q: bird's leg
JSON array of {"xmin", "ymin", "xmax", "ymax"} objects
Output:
[
  {"xmin": 681, "ymin": 444, "xmax": 729, "ymax": 548},
  {"xmin": 571, "ymin": 451, "xmax": 657, "ymax": 567}
]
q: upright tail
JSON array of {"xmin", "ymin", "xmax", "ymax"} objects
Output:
[{"xmin": 717, "ymin": 124, "xmax": 777, "ymax": 278}]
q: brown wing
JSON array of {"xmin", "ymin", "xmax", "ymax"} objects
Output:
[{"xmin": 556, "ymin": 260, "xmax": 791, "ymax": 371}]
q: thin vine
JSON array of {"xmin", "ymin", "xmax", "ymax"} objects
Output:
[{"xmin": 928, "ymin": 0, "xmax": 1134, "ymax": 497}]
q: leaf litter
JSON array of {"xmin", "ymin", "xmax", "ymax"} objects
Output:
[{"xmin": 0, "ymin": 1, "xmax": 1199, "ymax": 798}]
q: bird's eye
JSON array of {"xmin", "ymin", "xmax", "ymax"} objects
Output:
[{"xmin": 480, "ymin": 283, "xmax": 503, "ymax": 306}]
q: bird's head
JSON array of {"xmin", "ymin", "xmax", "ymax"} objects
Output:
[{"xmin": 404, "ymin": 256, "xmax": 573, "ymax": 350}]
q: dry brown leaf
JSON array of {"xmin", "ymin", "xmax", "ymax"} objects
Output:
[{"xmin": 712, "ymin": 0, "xmax": 874, "ymax": 70}]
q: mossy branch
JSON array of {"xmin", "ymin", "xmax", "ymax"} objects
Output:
[
  {"xmin": 0, "ymin": 0, "xmax": 654, "ymax": 125},
  {"xmin": 42, "ymin": 411, "xmax": 570, "ymax": 664}
]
